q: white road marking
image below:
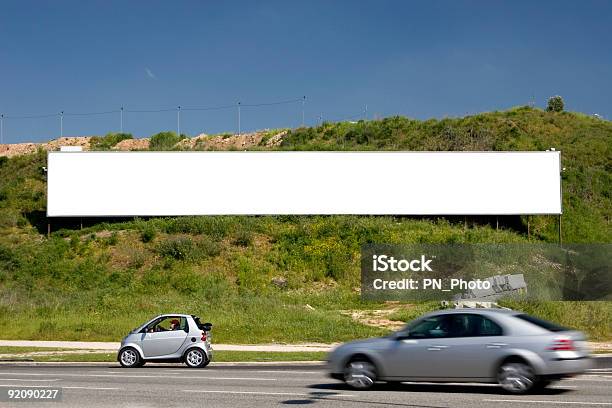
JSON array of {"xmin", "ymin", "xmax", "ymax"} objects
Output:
[
  {"xmin": 64, "ymin": 386, "xmax": 121, "ymax": 390},
  {"xmin": 483, "ymin": 399, "xmax": 612, "ymax": 406},
  {"xmin": 88, "ymin": 375, "xmax": 277, "ymax": 381},
  {"xmin": 0, "ymin": 372, "xmax": 275, "ymax": 381},
  {"xmin": 0, "ymin": 384, "xmax": 55, "ymax": 388},
  {"xmin": 568, "ymin": 377, "xmax": 612, "ymax": 382},
  {"xmin": 182, "ymin": 390, "xmax": 354, "ymax": 398},
  {"xmin": 253, "ymin": 370, "xmax": 322, "ymax": 375},
  {"xmin": 0, "ymin": 378, "xmax": 60, "ymax": 382}
]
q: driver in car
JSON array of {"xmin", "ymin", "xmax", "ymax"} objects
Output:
[{"xmin": 170, "ymin": 319, "xmax": 180, "ymax": 331}]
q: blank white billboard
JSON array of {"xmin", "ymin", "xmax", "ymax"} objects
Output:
[{"xmin": 46, "ymin": 151, "xmax": 561, "ymax": 216}]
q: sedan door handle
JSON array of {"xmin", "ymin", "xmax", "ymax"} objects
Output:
[
  {"xmin": 427, "ymin": 345, "xmax": 448, "ymax": 351},
  {"xmin": 486, "ymin": 343, "xmax": 508, "ymax": 349}
]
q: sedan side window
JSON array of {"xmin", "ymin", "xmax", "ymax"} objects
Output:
[
  {"xmin": 408, "ymin": 315, "xmax": 451, "ymax": 339},
  {"xmin": 476, "ymin": 316, "xmax": 503, "ymax": 336},
  {"xmin": 448, "ymin": 314, "xmax": 504, "ymax": 337}
]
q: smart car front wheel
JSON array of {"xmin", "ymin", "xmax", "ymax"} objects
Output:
[{"xmin": 119, "ymin": 347, "xmax": 142, "ymax": 368}]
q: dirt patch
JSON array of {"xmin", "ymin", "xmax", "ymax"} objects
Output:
[
  {"xmin": 113, "ymin": 138, "xmax": 150, "ymax": 150},
  {"xmin": 1, "ymin": 130, "xmax": 287, "ymax": 157},
  {"xmin": 186, "ymin": 130, "xmax": 287, "ymax": 150},
  {"xmin": 340, "ymin": 302, "xmax": 412, "ymax": 331},
  {"xmin": 0, "ymin": 136, "xmax": 94, "ymax": 157}
]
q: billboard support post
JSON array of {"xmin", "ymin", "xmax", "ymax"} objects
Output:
[{"xmin": 527, "ymin": 216, "xmax": 530, "ymax": 240}]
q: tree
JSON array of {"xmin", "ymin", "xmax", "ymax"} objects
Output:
[
  {"xmin": 149, "ymin": 131, "xmax": 185, "ymax": 150},
  {"xmin": 546, "ymin": 95, "xmax": 565, "ymax": 112}
]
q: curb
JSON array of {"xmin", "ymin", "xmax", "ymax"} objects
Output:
[{"xmin": 0, "ymin": 361, "xmax": 326, "ymax": 368}]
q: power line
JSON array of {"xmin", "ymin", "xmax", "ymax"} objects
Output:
[
  {"xmin": 125, "ymin": 108, "xmax": 176, "ymax": 113},
  {"xmin": 181, "ymin": 104, "xmax": 235, "ymax": 112},
  {"xmin": 1, "ymin": 97, "xmax": 305, "ymax": 118},
  {"xmin": 241, "ymin": 97, "xmax": 303, "ymax": 107},
  {"xmin": 4, "ymin": 112, "xmax": 58, "ymax": 119},
  {"xmin": 64, "ymin": 110, "xmax": 120, "ymax": 117}
]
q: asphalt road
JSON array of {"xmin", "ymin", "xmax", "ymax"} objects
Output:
[{"xmin": 0, "ymin": 363, "xmax": 610, "ymax": 408}]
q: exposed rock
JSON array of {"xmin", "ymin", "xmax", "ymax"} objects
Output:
[
  {"xmin": 113, "ymin": 138, "xmax": 150, "ymax": 151},
  {"xmin": 271, "ymin": 276, "xmax": 288, "ymax": 288}
]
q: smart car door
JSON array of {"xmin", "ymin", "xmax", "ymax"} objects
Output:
[{"xmin": 141, "ymin": 318, "xmax": 189, "ymax": 357}]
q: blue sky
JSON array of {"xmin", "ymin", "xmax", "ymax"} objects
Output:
[{"xmin": 1, "ymin": 0, "xmax": 611, "ymax": 142}]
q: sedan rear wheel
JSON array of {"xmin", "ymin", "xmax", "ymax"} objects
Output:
[
  {"xmin": 119, "ymin": 347, "xmax": 141, "ymax": 368},
  {"xmin": 344, "ymin": 358, "xmax": 377, "ymax": 390},
  {"xmin": 184, "ymin": 348, "xmax": 208, "ymax": 368},
  {"xmin": 497, "ymin": 362, "xmax": 536, "ymax": 394}
]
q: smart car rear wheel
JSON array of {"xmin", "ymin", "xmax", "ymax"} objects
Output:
[
  {"xmin": 119, "ymin": 347, "xmax": 141, "ymax": 368},
  {"xmin": 344, "ymin": 357, "xmax": 377, "ymax": 390},
  {"xmin": 497, "ymin": 362, "xmax": 536, "ymax": 394},
  {"xmin": 184, "ymin": 348, "xmax": 208, "ymax": 368}
]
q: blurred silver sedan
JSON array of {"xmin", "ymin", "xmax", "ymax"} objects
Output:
[{"xmin": 327, "ymin": 308, "xmax": 592, "ymax": 393}]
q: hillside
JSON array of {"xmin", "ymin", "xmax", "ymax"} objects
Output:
[{"xmin": 0, "ymin": 106, "xmax": 610, "ymax": 343}]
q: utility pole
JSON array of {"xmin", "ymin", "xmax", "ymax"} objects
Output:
[
  {"xmin": 237, "ymin": 102, "xmax": 241, "ymax": 136},
  {"xmin": 0, "ymin": 114, "xmax": 3, "ymax": 144},
  {"xmin": 120, "ymin": 107, "xmax": 124, "ymax": 133},
  {"xmin": 60, "ymin": 111, "xmax": 64, "ymax": 138},
  {"xmin": 177, "ymin": 106, "xmax": 181, "ymax": 137},
  {"xmin": 364, "ymin": 104, "xmax": 368, "ymax": 120},
  {"xmin": 301, "ymin": 96, "xmax": 306, "ymax": 127}
]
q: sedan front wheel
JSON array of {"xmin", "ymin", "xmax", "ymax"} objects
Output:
[{"xmin": 344, "ymin": 358, "xmax": 377, "ymax": 390}]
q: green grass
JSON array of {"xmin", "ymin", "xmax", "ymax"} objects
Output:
[
  {"xmin": 0, "ymin": 107, "xmax": 610, "ymax": 344},
  {"xmin": 28, "ymin": 351, "xmax": 326, "ymax": 363}
]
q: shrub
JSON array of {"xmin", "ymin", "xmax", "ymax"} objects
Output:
[
  {"xmin": 546, "ymin": 95, "xmax": 565, "ymax": 112},
  {"xmin": 156, "ymin": 235, "xmax": 222, "ymax": 262},
  {"xmin": 140, "ymin": 226, "xmax": 156, "ymax": 243},
  {"xmin": 0, "ymin": 209, "xmax": 19, "ymax": 228},
  {"xmin": 107, "ymin": 232, "xmax": 119, "ymax": 246},
  {"xmin": 233, "ymin": 230, "xmax": 253, "ymax": 247},
  {"xmin": 157, "ymin": 237, "xmax": 196, "ymax": 261},
  {"xmin": 197, "ymin": 236, "xmax": 222, "ymax": 258},
  {"xmin": 149, "ymin": 131, "xmax": 185, "ymax": 150},
  {"xmin": 89, "ymin": 133, "xmax": 133, "ymax": 150},
  {"xmin": 164, "ymin": 216, "xmax": 230, "ymax": 239},
  {"xmin": 0, "ymin": 244, "xmax": 19, "ymax": 271}
]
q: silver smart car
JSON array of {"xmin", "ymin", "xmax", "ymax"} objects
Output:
[
  {"xmin": 327, "ymin": 308, "xmax": 592, "ymax": 393},
  {"xmin": 118, "ymin": 314, "xmax": 212, "ymax": 368}
]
